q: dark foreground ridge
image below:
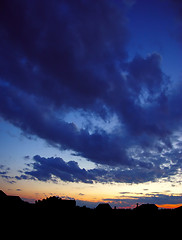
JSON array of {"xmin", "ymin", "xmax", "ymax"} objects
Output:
[{"xmin": 1, "ymin": 190, "xmax": 182, "ymax": 228}]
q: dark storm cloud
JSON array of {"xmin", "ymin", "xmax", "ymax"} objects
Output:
[
  {"xmin": 1, "ymin": 0, "xmax": 182, "ymax": 183},
  {"xmin": 0, "ymin": 0, "xmax": 131, "ymax": 167},
  {"xmin": 111, "ymin": 53, "xmax": 171, "ymax": 138},
  {"xmin": 0, "ymin": 81, "xmax": 130, "ymax": 166},
  {"xmin": 14, "ymin": 154, "xmax": 181, "ymax": 184},
  {"xmin": 170, "ymin": 0, "xmax": 182, "ymax": 44},
  {"xmin": 15, "ymin": 155, "xmax": 108, "ymax": 184},
  {"xmin": 14, "ymin": 155, "xmax": 137, "ymax": 184},
  {"xmin": 0, "ymin": 0, "xmax": 128, "ymax": 110},
  {"xmin": 25, "ymin": 155, "xmax": 95, "ymax": 183}
]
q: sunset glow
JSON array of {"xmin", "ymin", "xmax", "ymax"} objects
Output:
[{"xmin": 1, "ymin": 0, "xmax": 182, "ymax": 209}]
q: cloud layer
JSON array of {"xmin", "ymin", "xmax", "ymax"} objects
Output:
[
  {"xmin": 14, "ymin": 153, "xmax": 182, "ymax": 184},
  {"xmin": 1, "ymin": 0, "xmax": 182, "ymax": 184},
  {"xmin": 103, "ymin": 193, "xmax": 182, "ymax": 208}
]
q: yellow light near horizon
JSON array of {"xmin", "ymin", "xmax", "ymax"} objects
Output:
[
  {"xmin": 157, "ymin": 204, "xmax": 182, "ymax": 209},
  {"xmin": 2, "ymin": 175, "xmax": 182, "ymax": 207}
]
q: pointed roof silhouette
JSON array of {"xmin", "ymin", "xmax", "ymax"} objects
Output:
[
  {"xmin": 0, "ymin": 190, "xmax": 26, "ymax": 208},
  {"xmin": 0, "ymin": 190, "xmax": 7, "ymax": 198}
]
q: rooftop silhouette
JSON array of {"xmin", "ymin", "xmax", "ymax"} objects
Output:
[
  {"xmin": 0, "ymin": 190, "xmax": 27, "ymax": 208},
  {"xmin": 1, "ymin": 189, "xmax": 182, "ymax": 224},
  {"xmin": 96, "ymin": 203, "xmax": 112, "ymax": 211},
  {"xmin": 135, "ymin": 203, "xmax": 158, "ymax": 212}
]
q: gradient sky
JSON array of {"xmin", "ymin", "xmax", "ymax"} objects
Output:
[{"xmin": 1, "ymin": 0, "xmax": 182, "ymax": 208}]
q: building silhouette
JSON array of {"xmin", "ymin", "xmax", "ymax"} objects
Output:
[
  {"xmin": 134, "ymin": 203, "xmax": 158, "ymax": 215},
  {"xmin": 96, "ymin": 203, "xmax": 112, "ymax": 211},
  {"xmin": 0, "ymin": 190, "xmax": 26, "ymax": 208},
  {"xmin": 1, "ymin": 189, "xmax": 182, "ymax": 224}
]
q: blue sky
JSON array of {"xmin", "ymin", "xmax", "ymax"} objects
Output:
[{"xmin": 1, "ymin": 0, "xmax": 182, "ymax": 208}]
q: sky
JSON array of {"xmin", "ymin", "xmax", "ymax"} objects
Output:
[{"xmin": 1, "ymin": 0, "xmax": 182, "ymax": 209}]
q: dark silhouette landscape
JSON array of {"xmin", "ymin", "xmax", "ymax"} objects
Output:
[{"xmin": 1, "ymin": 189, "xmax": 182, "ymax": 225}]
